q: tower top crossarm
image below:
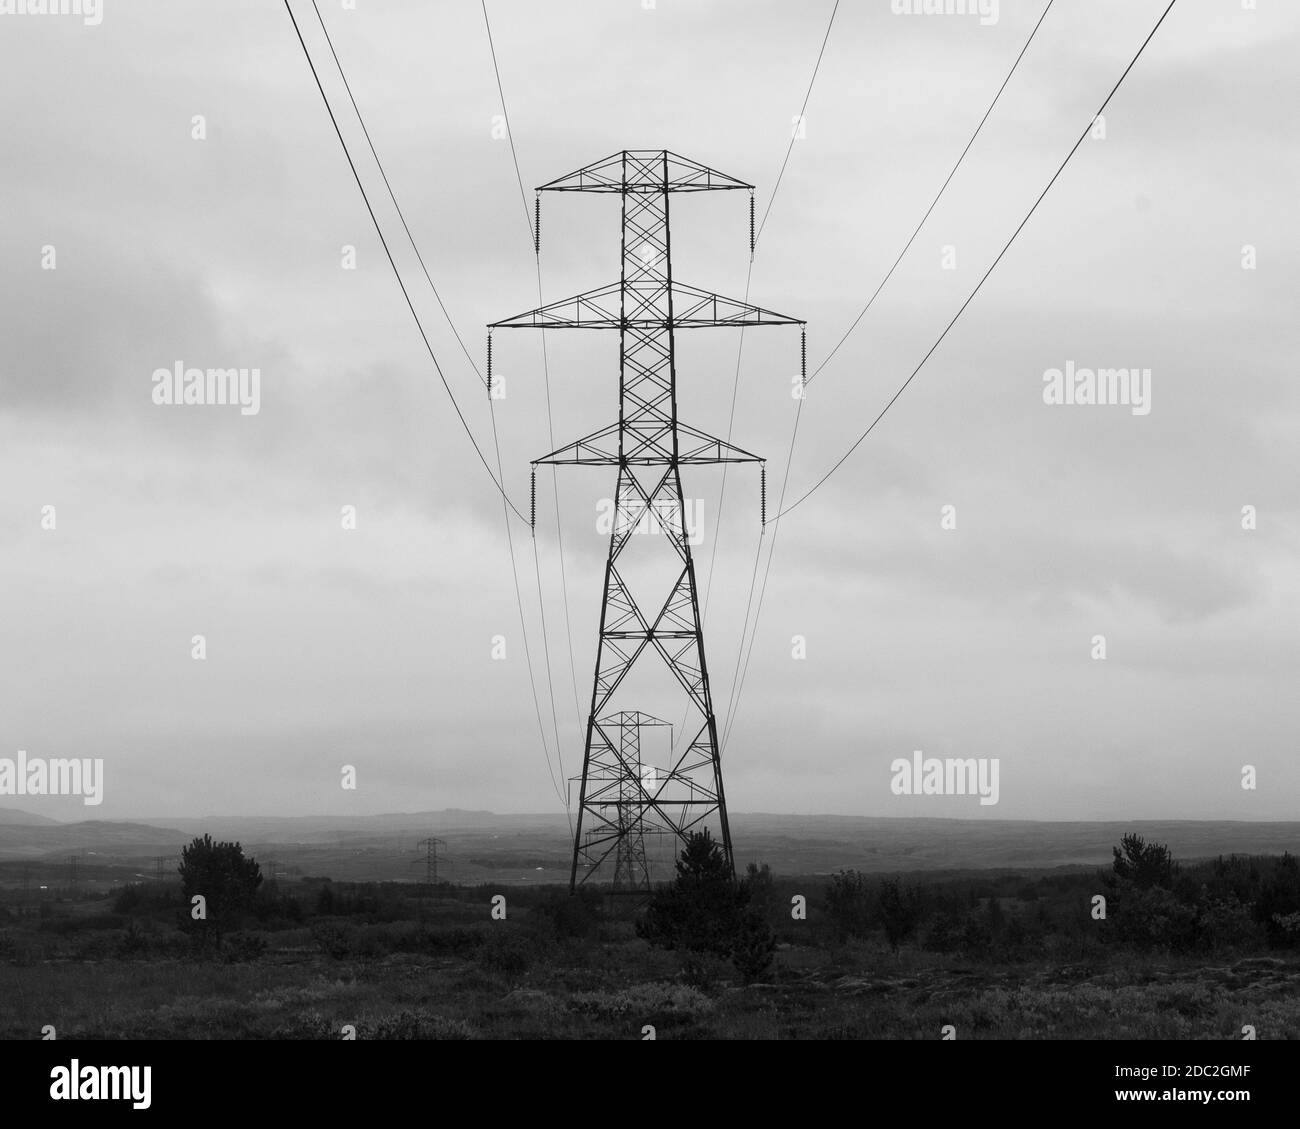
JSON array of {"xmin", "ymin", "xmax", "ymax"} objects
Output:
[{"xmin": 537, "ymin": 150, "xmax": 753, "ymax": 195}]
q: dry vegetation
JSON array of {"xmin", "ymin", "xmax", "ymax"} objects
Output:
[{"xmin": 2, "ymin": 838, "xmax": 1298, "ymax": 1040}]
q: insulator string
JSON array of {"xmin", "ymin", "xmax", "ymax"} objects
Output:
[
  {"xmin": 534, "ymin": 195, "xmax": 541, "ymax": 255},
  {"xmin": 760, "ymin": 462, "xmax": 767, "ymax": 527},
  {"xmin": 529, "ymin": 466, "xmax": 537, "ymax": 533},
  {"xmin": 487, "ymin": 333, "xmax": 493, "ymax": 398},
  {"xmin": 748, "ymin": 191, "xmax": 755, "ymax": 258}
]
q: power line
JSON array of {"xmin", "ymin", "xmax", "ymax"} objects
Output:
[
  {"xmin": 489, "ymin": 402, "xmax": 569, "ymax": 809},
  {"xmin": 719, "ymin": 0, "xmax": 1056, "ymax": 744},
  {"xmin": 309, "ymin": 0, "xmax": 486, "ymax": 388},
  {"xmin": 476, "ymin": 1, "xmax": 572, "ymax": 810},
  {"xmin": 719, "ymin": 516, "xmax": 774, "ymax": 755},
  {"xmin": 532, "ymin": 531, "xmax": 572, "ymax": 825},
  {"xmin": 704, "ymin": 0, "xmax": 840, "ymax": 609},
  {"xmin": 806, "ymin": 0, "xmax": 1056, "ymax": 387},
  {"xmin": 722, "ymin": 0, "xmax": 1045, "ymax": 743},
  {"xmin": 285, "ymin": 0, "xmax": 564, "ymax": 806},
  {"xmin": 698, "ymin": 0, "xmax": 839, "ymax": 751},
  {"xmin": 481, "ymin": 1, "xmax": 582, "ymax": 798},
  {"xmin": 481, "ymin": 0, "xmax": 535, "ymax": 248},
  {"xmin": 721, "ymin": 396, "xmax": 803, "ymax": 752},
  {"xmin": 283, "ymin": 0, "xmax": 527, "ymax": 524},
  {"xmin": 538, "ymin": 298, "xmax": 585, "ymax": 743},
  {"xmin": 776, "ymin": 0, "xmax": 1178, "ymax": 520},
  {"xmin": 722, "ymin": 0, "xmax": 1178, "ymax": 750},
  {"xmin": 754, "ymin": 0, "xmax": 841, "ymax": 251}
]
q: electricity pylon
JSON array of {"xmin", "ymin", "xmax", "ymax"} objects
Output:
[
  {"xmin": 490, "ymin": 150, "xmax": 803, "ymax": 891},
  {"xmin": 416, "ymin": 836, "xmax": 447, "ymax": 886},
  {"xmin": 603, "ymin": 711, "xmax": 669, "ymax": 894}
]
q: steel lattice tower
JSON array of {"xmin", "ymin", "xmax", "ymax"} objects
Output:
[
  {"xmin": 602, "ymin": 711, "xmax": 670, "ymax": 894},
  {"xmin": 489, "ymin": 150, "xmax": 803, "ymax": 891},
  {"xmin": 416, "ymin": 836, "xmax": 447, "ymax": 885}
]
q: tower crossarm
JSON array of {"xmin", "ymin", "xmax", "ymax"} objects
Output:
[
  {"xmin": 595, "ymin": 710, "xmax": 671, "ymax": 729},
  {"xmin": 534, "ymin": 420, "xmax": 763, "ymax": 467},
  {"xmin": 489, "ymin": 281, "xmax": 802, "ymax": 331},
  {"xmin": 537, "ymin": 149, "xmax": 754, "ymax": 194},
  {"xmin": 669, "ymin": 282, "xmax": 803, "ymax": 328},
  {"xmin": 489, "ymin": 281, "xmax": 621, "ymax": 329}
]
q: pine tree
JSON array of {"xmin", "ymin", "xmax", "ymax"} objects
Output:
[{"xmin": 178, "ymin": 834, "xmax": 262, "ymax": 948}]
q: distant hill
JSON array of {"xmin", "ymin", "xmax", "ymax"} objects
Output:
[
  {"xmin": 132, "ymin": 810, "xmax": 508, "ymax": 844},
  {"xmin": 0, "ymin": 812, "xmax": 1295, "ymax": 879},
  {"xmin": 0, "ymin": 808, "xmax": 61, "ymax": 827},
  {"xmin": 0, "ymin": 819, "xmax": 189, "ymax": 857},
  {"xmin": 727, "ymin": 815, "xmax": 1300, "ymax": 875}
]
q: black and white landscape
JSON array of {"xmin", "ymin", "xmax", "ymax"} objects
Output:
[{"xmin": 1, "ymin": 0, "xmax": 1297, "ymax": 1064}]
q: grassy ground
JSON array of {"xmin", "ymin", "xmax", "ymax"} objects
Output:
[
  {"xmin": 3, "ymin": 927, "xmax": 1297, "ymax": 1040},
  {"xmin": 5, "ymin": 856, "xmax": 1299, "ymax": 1040}
]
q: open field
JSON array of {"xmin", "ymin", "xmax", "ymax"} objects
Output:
[
  {"xmin": 4, "ymin": 937, "xmax": 1298, "ymax": 1041},
  {"xmin": 3, "ymin": 838, "xmax": 1299, "ymax": 1040}
]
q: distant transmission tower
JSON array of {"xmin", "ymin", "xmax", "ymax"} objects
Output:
[
  {"xmin": 416, "ymin": 837, "xmax": 447, "ymax": 886},
  {"xmin": 606, "ymin": 711, "xmax": 670, "ymax": 894},
  {"xmin": 490, "ymin": 151, "xmax": 804, "ymax": 890}
]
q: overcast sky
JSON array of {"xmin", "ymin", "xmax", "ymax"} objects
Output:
[{"xmin": 1, "ymin": 0, "xmax": 1297, "ymax": 823}]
